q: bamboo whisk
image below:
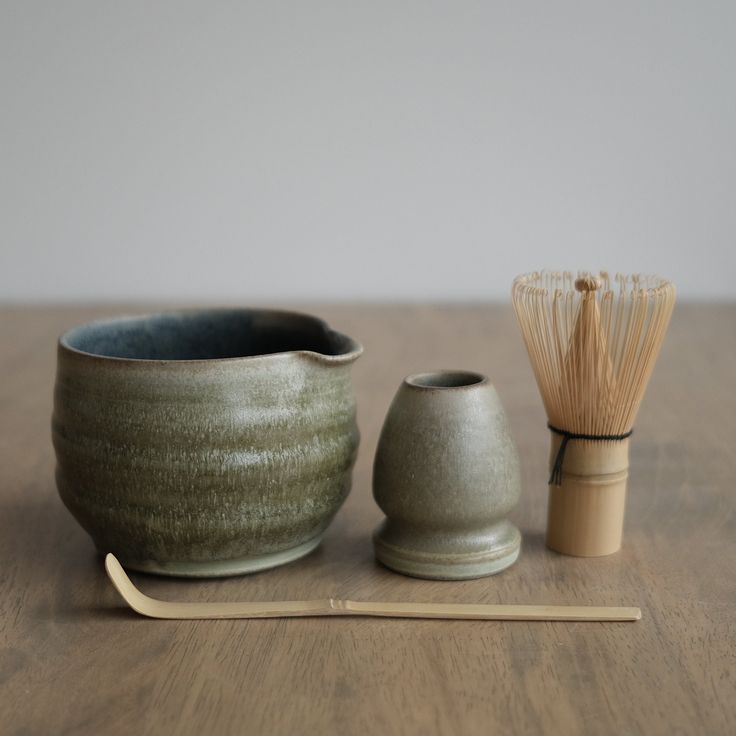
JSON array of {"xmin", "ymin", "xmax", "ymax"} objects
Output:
[{"xmin": 512, "ymin": 272, "xmax": 676, "ymax": 556}]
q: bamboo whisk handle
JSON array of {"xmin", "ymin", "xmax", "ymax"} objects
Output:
[{"xmin": 546, "ymin": 431, "xmax": 630, "ymax": 557}]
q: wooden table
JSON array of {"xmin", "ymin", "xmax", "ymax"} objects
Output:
[{"xmin": 1, "ymin": 304, "xmax": 734, "ymax": 735}]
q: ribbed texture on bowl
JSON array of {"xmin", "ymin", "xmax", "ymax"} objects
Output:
[{"xmin": 53, "ymin": 347, "xmax": 359, "ymax": 571}]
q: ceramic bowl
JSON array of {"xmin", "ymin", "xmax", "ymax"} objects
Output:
[{"xmin": 52, "ymin": 308, "xmax": 362, "ymax": 577}]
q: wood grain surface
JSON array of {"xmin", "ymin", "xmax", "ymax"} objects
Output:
[{"xmin": 1, "ymin": 303, "xmax": 734, "ymax": 736}]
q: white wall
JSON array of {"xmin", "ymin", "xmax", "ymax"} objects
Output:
[{"xmin": 2, "ymin": 2, "xmax": 734, "ymax": 302}]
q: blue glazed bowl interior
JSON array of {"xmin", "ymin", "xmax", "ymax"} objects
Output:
[{"xmin": 61, "ymin": 309, "xmax": 360, "ymax": 362}]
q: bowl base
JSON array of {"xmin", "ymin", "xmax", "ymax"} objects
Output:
[
  {"xmin": 113, "ymin": 534, "xmax": 324, "ymax": 578},
  {"xmin": 373, "ymin": 523, "xmax": 521, "ymax": 580}
]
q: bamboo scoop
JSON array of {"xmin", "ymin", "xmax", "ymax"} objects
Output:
[{"xmin": 105, "ymin": 555, "xmax": 640, "ymax": 622}]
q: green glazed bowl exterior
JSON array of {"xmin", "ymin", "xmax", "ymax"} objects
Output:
[{"xmin": 52, "ymin": 309, "xmax": 362, "ymax": 577}]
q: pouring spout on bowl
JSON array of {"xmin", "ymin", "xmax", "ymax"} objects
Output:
[{"xmin": 296, "ymin": 326, "xmax": 363, "ymax": 366}]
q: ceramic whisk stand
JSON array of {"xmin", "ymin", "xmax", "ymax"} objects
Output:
[{"xmin": 372, "ymin": 370, "xmax": 521, "ymax": 580}]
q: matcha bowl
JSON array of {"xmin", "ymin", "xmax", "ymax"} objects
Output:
[{"xmin": 52, "ymin": 309, "xmax": 362, "ymax": 577}]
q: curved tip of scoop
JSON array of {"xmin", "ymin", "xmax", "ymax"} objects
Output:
[
  {"xmin": 105, "ymin": 553, "xmax": 122, "ymax": 576},
  {"xmin": 104, "ymin": 553, "xmax": 129, "ymax": 596},
  {"xmin": 104, "ymin": 553, "xmax": 155, "ymax": 618}
]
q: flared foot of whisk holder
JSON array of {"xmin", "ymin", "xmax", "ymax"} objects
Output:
[{"xmin": 545, "ymin": 434, "xmax": 630, "ymax": 557}]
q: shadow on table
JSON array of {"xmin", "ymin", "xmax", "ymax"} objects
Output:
[
  {"xmin": 4, "ymin": 482, "xmax": 383, "ymax": 624},
  {"xmin": 519, "ymin": 528, "xmax": 547, "ymax": 555},
  {"xmin": 0, "ymin": 487, "xmax": 146, "ymax": 623}
]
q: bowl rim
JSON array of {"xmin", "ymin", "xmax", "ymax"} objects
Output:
[{"xmin": 58, "ymin": 307, "xmax": 363, "ymax": 366}]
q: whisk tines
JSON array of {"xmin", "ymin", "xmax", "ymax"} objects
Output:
[{"xmin": 512, "ymin": 271, "xmax": 675, "ymax": 437}]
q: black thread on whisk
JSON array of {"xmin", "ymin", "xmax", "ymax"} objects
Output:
[{"xmin": 547, "ymin": 424, "xmax": 633, "ymax": 486}]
